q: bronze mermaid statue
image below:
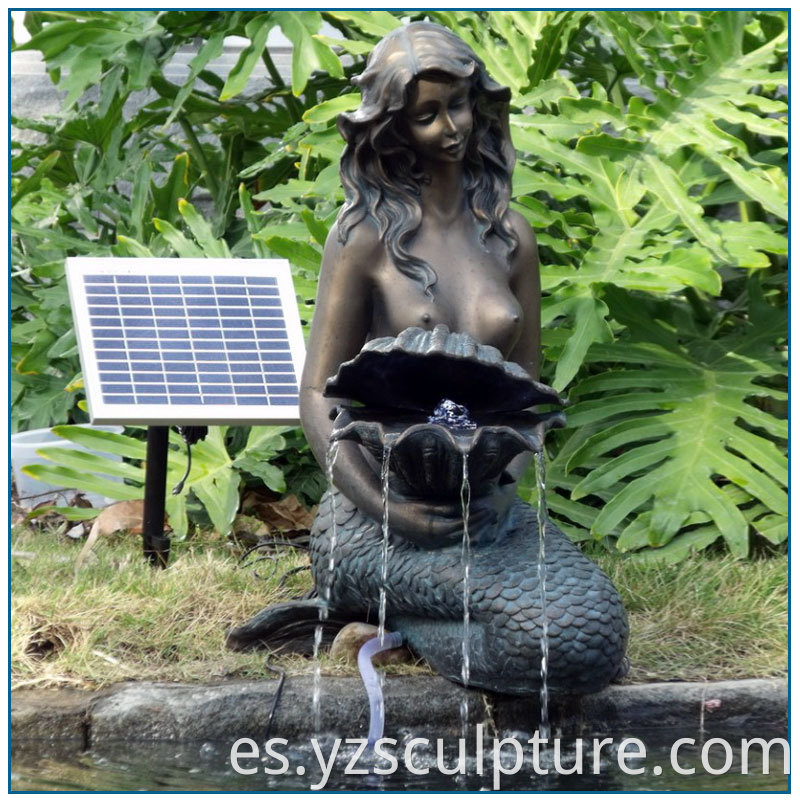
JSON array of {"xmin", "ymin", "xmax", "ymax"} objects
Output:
[{"xmin": 230, "ymin": 21, "xmax": 628, "ymax": 696}]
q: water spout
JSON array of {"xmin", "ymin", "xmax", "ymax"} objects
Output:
[
  {"xmin": 535, "ymin": 450, "xmax": 551, "ymax": 740},
  {"xmin": 313, "ymin": 440, "xmax": 340, "ymax": 734},
  {"xmin": 459, "ymin": 449, "xmax": 471, "ymax": 735},
  {"xmin": 358, "ymin": 632, "xmax": 404, "ymax": 746}
]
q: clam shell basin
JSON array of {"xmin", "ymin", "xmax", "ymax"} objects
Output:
[
  {"xmin": 324, "ymin": 325, "xmax": 565, "ymax": 413},
  {"xmin": 330, "ymin": 407, "xmax": 566, "ymax": 500},
  {"xmin": 310, "ymin": 489, "xmax": 629, "ymax": 696}
]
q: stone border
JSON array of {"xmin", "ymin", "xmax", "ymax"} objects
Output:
[{"xmin": 11, "ymin": 677, "xmax": 787, "ymax": 752}]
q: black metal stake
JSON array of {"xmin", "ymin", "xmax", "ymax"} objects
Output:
[{"xmin": 143, "ymin": 425, "xmax": 171, "ymax": 568}]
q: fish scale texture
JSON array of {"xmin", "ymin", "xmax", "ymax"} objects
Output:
[{"xmin": 311, "ymin": 489, "xmax": 628, "ymax": 696}]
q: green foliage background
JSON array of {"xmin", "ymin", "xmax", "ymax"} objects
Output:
[{"xmin": 11, "ymin": 10, "xmax": 787, "ymax": 560}]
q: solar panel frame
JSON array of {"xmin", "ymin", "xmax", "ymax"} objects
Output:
[{"xmin": 66, "ymin": 257, "xmax": 306, "ymax": 425}]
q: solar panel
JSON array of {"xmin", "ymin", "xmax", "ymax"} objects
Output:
[{"xmin": 66, "ymin": 258, "xmax": 306, "ymax": 425}]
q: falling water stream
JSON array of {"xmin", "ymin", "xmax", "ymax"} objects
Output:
[
  {"xmin": 534, "ymin": 449, "xmax": 551, "ymax": 740},
  {"xmin": 377, "ymin": 439, "xmax": 396, "ymax": 644},
  {"xmin": 312, "ymin": 440, "xmax": 340, "ymax": 733},
  {"xmin": 459, "ymin": 450, "xmax": 471, "ymax": 737}
]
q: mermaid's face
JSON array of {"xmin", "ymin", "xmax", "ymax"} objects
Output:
[{"xmin": 403, "ymin": 76, "xmax": 473, "ymax": 164}]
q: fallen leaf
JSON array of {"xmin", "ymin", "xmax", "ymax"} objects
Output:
[
  {"xmin": 241, "ymin": 492, "xmax": 316, "ymax": 533},
  {"xmin": 76, "ymin": 500, "xmax": 157, "ymax": 570}
]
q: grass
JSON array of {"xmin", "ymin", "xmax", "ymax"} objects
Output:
[{"xmin": 11, "ymin": 524, "xmax": 787, "ymax": 690}]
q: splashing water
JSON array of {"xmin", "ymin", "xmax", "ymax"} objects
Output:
[
  {"xmin": 459, "ymin": 450, "xmax": 471, "ymax": 737},
  {"xmin": 313, "ymin": 440, "xmax": 340, "ymax": 734},
  {"xmin": 377, "ymin": 439, "xmax": 395, "ymax": 645},
  {"xmin": 535, "ymin": 449, "xmax": 551, "ymax": 740}
]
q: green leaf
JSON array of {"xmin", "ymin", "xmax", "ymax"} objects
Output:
[
  {"xmin": 220, "ymin": 14, "xmax": 274, "ymax": 101},
  {"xmin": 178, "ymin": 198, "xmax": 232, "ymax": 258},
  {"xmin": 274, "ymin": 11, "xmax": 343, "ymax": 97},
  {"xmin": 564, "ymin": 283, "xmax": 787, "ymax": 556},
  {"xmin": 233, "ymin": 456, "xmax": 286, "ymax": 493},
  {"xmin": 302, "ymin": 93, "xmax": 360, "ymax": 124},
  {"xmin": 25, "ymin": 505, "xmax": 101, "ymax": 522},
  {"xmin": 262, "ymin": 235, "xmax": 322, "ymax": 273},
  {"xmin": 22, "ymin": 465, "xmax": 142, "ymax": 501},
  {"xmin": 153, "ymin": 218, "xmax": 205, "ymax": 258},
  {"xmin": 35, "ymin": 446, "xmax": 145, "ymax": 482},
  {"xmin": 193, "ymin": 468, "xmax": 240, "ymax": 534},
  {"xmin": 51, "ymin": 425, "xmax": 147, "ymax": 459}
]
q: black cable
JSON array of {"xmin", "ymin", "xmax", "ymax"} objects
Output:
[
  {"xmin": 263, "ymin": 658, "xmax": 287, "ymax": 741},
  {"xmin": 171, "ymin": 426, "xmax": 208, "ymax": 495}
]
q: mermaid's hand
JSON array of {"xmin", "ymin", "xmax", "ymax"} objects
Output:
[{"xmin": 388, "ymin": 494, "xmax": 508, "ymax": 550}]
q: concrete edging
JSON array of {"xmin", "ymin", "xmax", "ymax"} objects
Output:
[{"xmin": 11, "ymin": 676, "xmax": 788, "ymax": 751}]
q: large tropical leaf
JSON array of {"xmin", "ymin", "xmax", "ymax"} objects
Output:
[{"xmin": 563, "ymin": 280, "xmax": 787, "ymax": 558}]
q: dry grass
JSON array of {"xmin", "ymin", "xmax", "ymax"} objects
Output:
[{"xmin": 11, "ymin": 525, "xmax": 787, "ymax": 689}]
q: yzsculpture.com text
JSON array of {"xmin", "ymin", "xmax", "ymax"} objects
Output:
[{"xmin": 229, "ymin": 727, "xmax": 789, "ymax": 790}]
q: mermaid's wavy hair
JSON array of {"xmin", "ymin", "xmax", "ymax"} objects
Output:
[{"xmin": 337, "ymin": 22, "xmax": 518, "ymax": 296}]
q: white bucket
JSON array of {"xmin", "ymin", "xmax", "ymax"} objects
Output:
[{"xmin": 10, "ymin": 425, "xmax": 125, "ymax": 510}]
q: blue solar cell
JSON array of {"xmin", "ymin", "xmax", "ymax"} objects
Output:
[
  {"xmin": 105, "ymin": 395, "xmax": 135, "ymax": 403},
  {"xmin": 264, "ymin": 374, "xmax": 296, "ymax": 383},
  {"xmin": 120, "ymin": 296, "xmax": 152, "ymax": 306},
  {"xmin": 184, "ymin": 297, "xmax": 218, "ymax": 307},
  {"xmin": 159, "ymin": 330, "xmax": 192, "ymax": 342},
  {"xmin": 217, "ymin": 298, "xmax": 250, "ymax": 308},
  {"xmin": 96, "ymin": 350, "xmax": 127, "ymax": 361},
  {"xmin": 224, "ymin": 341, "xmax": 258, "ymax": 351},
  {"xmin": 195, "ymin": 352, "xmax": 227, "ymax": 362},
  {"xmin": 126, "ymin": 329, "xmax": 158, "ymax": 339},
  {"xmin": 103, "ymin": 381, "xmax": 133, "ymax": 391},
  {"xmin": 136, "ymin": 385, "xmax": 167, "ymax": 394},
  {"xmin": 237, "ymin": 396, "xmax": 270, "ymax": 405},
  {"xmin": 95, "ymin": 338, "xmax": 126, "ymax": 349},
  {"xmin": 254, "ymin": 320, "xmax": 287, "ymax": 329},
  {"xmin": 85, "ymin": 275, "xmax": 115, "ymax": 283},
  {"xmin": 196, "ymin": 365, "xmax": 229, "ymax": 374},
  {"xmin": 188, "ymin": 320, "xmax": 222, "ymax": 329},
  {"xmin": 180, "ymin": 276, "xmax": 212, "ymax": 284},
  {"xmin": 89, "ymin": 297, "xmax": 120, "ymax": 306},
  {"xmin": 250, "ymin": 308, "xmax": 282, "ymax": 317},
  {"xmin": 245, "ymin": 277, "xmax": 277, "ymax": 286},
  {"xmin": 91, "ymin": 317, "xmax": 122, "ymax": 328},
  {"xmin": 225, "ymin": 330, "xmax": 256, "ymax": 340},
  {"xmin": 157, "ymin": 319, "xmax": 189, "ymax": 328},
  {"xmin": 249, "ymin": 287, "xmax": 279, "ymax": 296},
  {"xmin": 90, "ymin": 310, "xmax": 122, "ymax": 320},
  {"xmin": 263, "ymin": 363, "xmax": 293, "ymax": 372},
  {"xmin": 150, "ymin": 286, "xmax": 183, "ymax": 296},
  {"xmin": 122, "ymin": 316, "xmax": 156, "ymax": 327},
  {"xmin": 99, "ymin": 369, "xmax": 131, "ymax": 378},
  {"xmin": 230, "ymin": 362, "xmax": 258, "ymax": 372},
  {"xmin": 162, "ymin": 339, "xmax": 195, "ymax": 351},
  {"xmin": 168, "ymin": 385, "xmax": 201, "ymax": 395},
  {"xmin": 192, "ymin": 329, "xmax": 224, "ymax": 339},
  {"xmin": 132, "ymin": 368, "xmax": 165, "ymax": 377},
  {"xmin": 217, "ymin": 318, "xmax": 252, "ymax": 328},
  {"xmin": 203, "ymin": 395, "xmax": 234, "ymax": 404},
  {"xmin": 149, "ymin": 275, "xmax": 180, "ymax": 284},
  {"xmin": 228, "ymin": 353, "xmax": 259, "ymax": 363},
  {"xmin": 216, "ymin": 286, "xmax": 247, "ymax": 296},
  {"xmin": 93, "ymin": 328, "xmax": 126, "ymax": 338},
  {"xmin": 139, "ymin": 396, "xmax": 166, "ymax": 404},
  {"xmin": 128, "ymin": 349, "xmax": 161, "ymax": 359},
  {"xmin": 199, "ymin": 375, "xmax": 231, "ymax": 385},
  {"xmin": 172, "ymin": 396, "xmax": 203, "ymax": 404},
  {"xmin": 117, "ymin": 285, "xmax": 149, "ymax": 295},
  {"xmin": 116, "ymin": 275, "xmax": 147, "ymax": 284},
  {"xmin": 271, "ymin": 397, "xmax": 299, "ymax": 405},
  {"xmin": 259, "ymin": 350, "xmax": 292, "ymax": 359},
  {"xmin": 215, "ymin": 276, "xmax": 245, "ymax": 285},
  {"xmin": 152, "ymin": 296, "xmax": 184, "ymax": 307},
  {"xmin": 187, "ymin": 308, "xmax": 219, "ymax": 317},
  {"xmin": 162, "ymin": 352, "xmax": 194, "ymax": 362},
  {"xmin": 183, "ymin": 286, "xmax": 215, "ymax": 296},
  {"xmin": 87, "ymin": 286, "xmax": 117, "ymax": 295}
]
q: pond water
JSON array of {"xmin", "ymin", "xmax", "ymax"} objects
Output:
[{"xmin": 11, "ymin": 728, "xmax": 788, "ymax": 791}]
